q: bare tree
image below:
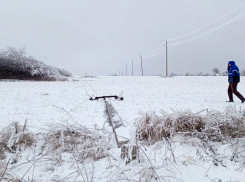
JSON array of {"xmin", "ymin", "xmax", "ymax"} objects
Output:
[
  {"xmin": 212, "ymin": 68, "xmax": 220, "ymax": 75},
  {"xmin": 0, "ymin": 47, "xmax": 31, "ymax": 61},
  {"xmin": 185, "ymin": 72, "xmax": 190, "ymax": 76}
]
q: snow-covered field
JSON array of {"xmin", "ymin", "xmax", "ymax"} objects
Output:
[
  {"xmin": 1, "ymin": 76, "xmax": 245, "ymax": 130},
  {"xmin": 1, "ymin": 76, "xmax": 245, "ymax": 182}
]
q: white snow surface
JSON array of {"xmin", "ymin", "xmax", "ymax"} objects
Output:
[
  {"xmin": 1, "ymin": 76, "xmax": 245, "ymax": 182},
  {"xmin": 1, "ymin": 76, "xmax": 245, "ymax": 131}
]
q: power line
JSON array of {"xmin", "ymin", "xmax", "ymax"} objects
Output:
[
  {"xmin": 168, "ymin": 2, "xmax": 245, "ymax": 41},
  {"xmin": 129, "ymin": 56, "xmax": 140, "ymax": 64},
  {"xmin": 123, "ymin": 2, "xmax": 245, "ymax": 76},
  {"xmin": 142, "ymin": 47, "xmax": 166, "ymax": 59},
  {"xmin": 138, "ymin": 2, "xmax": 245, "ymax": 57},
  {"xmin": 141, "ymin": 44, "xmax": 165, "ymax": 56},
  {"xmin": 133, "ymin": 57, "xmax": 141, "ymax": 64},
  {"xmin": 133, "ymin": 49, "xmax": 166, "ymax": 63},
  {"xmin": 170, "ymin": 12, "xmax": 245, "ymax": 46}
]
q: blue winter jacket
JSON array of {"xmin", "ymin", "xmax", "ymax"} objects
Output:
[{"xmin": 228, "ymin": 61, "xmax": 240, "ymax": 83}]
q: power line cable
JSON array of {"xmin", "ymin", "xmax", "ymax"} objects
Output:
[
  {"xmin": 131, "ymin": 47, "xmax": 165, "ymax": 65},
  {"xmin": 132, "ymin": 56, "xmax": 140, "ymax": 61},
  {"xmin": 170, "ymin": 12, "xmax": 245, "ymax": 46},
  {"xmin": 129, "ymin": 56, "xmax": 140, "ymax": 64},
  {"xmin": 133, "ymin": 57, "xmax": 141, "ymax": 64},
  {"xmin": 133, "ymin": 1, "xmax": 245, "ymax": 60},
  {"xmin": 168, "ymin": 2, "xmax": 245, "ymax": 41},
  {"xmin": 142, "ymin": 47, "xmax": 166, "ymax": 59},
  {"xmin": 141, "ymin": 44, "xmax": 165, "ymax": 56},
  {"xmin": 126, "ymin": 2, "xmax": 245, "ymax": 73}
]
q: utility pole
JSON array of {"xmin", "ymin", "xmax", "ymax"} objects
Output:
[
  {"xmin": 132, "ymin": 60, "xmax": 133, "ymax": 76},
  {"xmin": 126, "ymin": 65, "xmax": 127, "ymax": 76},
  {"xmin": 122, "ymin": 68, "xmax": 124, "ymax": 76},
  {"xmin": 140, "ymin": 55, "xmax": 143, "ymax": 76},
  {"xmin": 166, "ymin": 40, "xmax": 168, "ymax": 77}
]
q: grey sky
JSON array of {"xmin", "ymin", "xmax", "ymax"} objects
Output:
[{"xmin": 1, "ymin": 0, "xmax": 245, "ymax": 76}]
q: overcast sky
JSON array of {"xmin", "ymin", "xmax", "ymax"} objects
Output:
[{"xmin": 1, "ymin": 0, "xmax": 245, "ymax": 76}]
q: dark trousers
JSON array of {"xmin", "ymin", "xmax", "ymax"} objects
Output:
[{"xmin": 228, "ymin": 82, "xmax": 245, "ymax": 102}]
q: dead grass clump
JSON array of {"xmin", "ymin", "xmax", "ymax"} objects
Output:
[
  {"xmin": 0, "ymin": 122, "xmax": 36, "ymax": 153},
  {"xmin": 220, "ymin": 117, "xmax": 245, "ymax": 138},
  {"xmin": 0, "ymin": 161, "xmax": 22, "ymax": 182},
  {"xmin": 42, "ymin": 124, "xmax": 111, "ymax": 160},
  {"xmin": 138, "ymin": 167, "xmax": 154, "ymax": 181},
  {"xmin": 0, "ymin": 148, "xmax": 6, "ymax": 160},
  {"xmin": 135, "ymin": 112, "xmax": 169, "ymax": 143},
  {"xmin": 135, "ymin": 108, "xmax": 245, "ymax": 144},
  {"xmin": 202, "ymin": 110, "xmax": 245, "ymax": 141},
  {"xmin": 135, "ymin": 112, "xmax": 205, "ymax": 144},
  {"xmin": 0, "ymin": 160, "xmax": 6, "ymax": 176},
  {"xmin": 165, "ymin": 112, "xmax": 205, "ymax": 133}
]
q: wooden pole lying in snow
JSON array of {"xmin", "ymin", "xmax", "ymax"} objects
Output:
[
  {"xmin": 89, "ymin": 95, "xmax": 137, "ymax": 162},
  {"xmin": 89, "ymin": 95, "xmax": 124, "ymax": 148},
  {"xmin": 104, "ymin": 99, "xmax": 120, "ymax": 147}
]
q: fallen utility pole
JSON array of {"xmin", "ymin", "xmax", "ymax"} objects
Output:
[
  {"xmin": 90, "ymin": 95, "xmax": 124, "ymax": 148},
  {"xmin": 90, "ymin": 95, "xmax": 138, "ymax": 162},
  {"xmin": 90, "ymin": 95, "xmax": 123, "ymax": 101}
]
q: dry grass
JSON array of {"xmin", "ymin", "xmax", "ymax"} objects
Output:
[
  {"xmin": 42, "ymin": 123, "xmax": 111, "ymax": 161},
  {"xmin": 0, "ymin": 160, "xmax": 6, "ymax": 176},
  {"xmin": 202, "ymin": 110, "xmax": 245, "ymax": 141},
  {"xmin": 135, "ymin": 108, "xmax": 245, "ymax": 144},
  {"xmin": 0, "ymin": 122, "xmax": 36, "ymax": 153},
  {"xmin": 0, "ymin": 148, "xmax": 6, "ymax": 160},
  {"xmin": 0, "ymin": 160, "xmax": 22, "ymax": 182},
  {"xmin": 135, "ymin": 112, "xmax": 169, "ymax": 143},
  {"xmin": 165, "ymin": 112, "xmax": 205, "ymax": 133}
]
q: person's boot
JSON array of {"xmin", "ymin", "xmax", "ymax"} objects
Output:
[
  {"xmin": 226, "ymin": 100, "xmax": 234, "ymax": 102},
  {"xmin": 242, "ymin": 99, "xmax": 245, "ymax": 103}
]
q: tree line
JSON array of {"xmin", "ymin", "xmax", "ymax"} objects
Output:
[{"xmin": 0, "ymin": 47, "xmax": 72, "ymax": 81}]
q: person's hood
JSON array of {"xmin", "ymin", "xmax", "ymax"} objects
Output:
[{"xmin": 229, "ymin": 61, "xmax": 236, "ymax": 67}]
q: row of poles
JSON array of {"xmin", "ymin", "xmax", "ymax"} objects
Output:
[
  {"xmin": 118, "ymin": 40, "xmax": 168, "ymax": 77},
  {"xmin": 116, "ymin": 2, "xmax": 245, "ymax": 77}
]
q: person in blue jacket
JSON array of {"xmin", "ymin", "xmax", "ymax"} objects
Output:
[{"xmin": 227, "ymin": 61, "xmax": 245, "ymax": 103}]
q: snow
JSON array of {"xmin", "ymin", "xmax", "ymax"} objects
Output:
[
  {"xmin": 1, "ymin": 76, "xmax": 245, "ymax": 181},
  {"xmin": 1, "ymin": 76, "xmax": 245, "ymax": 130}
]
